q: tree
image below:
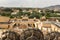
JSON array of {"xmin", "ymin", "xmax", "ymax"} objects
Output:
[
  {"xmin": 10, "ymin": 15, "xmax": 14, "ymax": 18},
  {"xmin": 3, "ymin": 8, "xmax": 12, "ymax": 12}
]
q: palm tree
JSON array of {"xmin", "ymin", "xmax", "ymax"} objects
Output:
[
  {"xmin": 2, "ymin": 31, "xmax": 20, "ymax": 40},
  {"xmin": 45, "ymin": 32, "xmax": 60, "ymax": 40},
  {"xmin": 20, "ymin": 28, "xmax": 44, "ymax": 40}
]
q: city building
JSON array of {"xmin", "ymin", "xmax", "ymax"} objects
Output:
[
  {"xmin": 0, "ymin": 16, "xmax": 10, "ymax": 29},
  {"xmin": 35, "ymin": 21, "xmax": 60, "ymax": 34},
  {"xmin": 9, "ymin": 17, "xmax": 39, "ymax": 29}
]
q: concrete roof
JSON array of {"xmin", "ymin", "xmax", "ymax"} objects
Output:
[
  {"xmin": 0, "ymin": 24, "xmax": 9, "ymax": 29},
  {"xmin": 42, "ymin": 24, "xmax": 51, "ymax": 28},
  {"xmin": 0, "ymin": 16, "xmax": 10, "ymax": 22}
]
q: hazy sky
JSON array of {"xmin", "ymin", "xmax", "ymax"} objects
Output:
[{"xmin": 0, "ymin": 0, "xmax": 60, "ymax": 8}]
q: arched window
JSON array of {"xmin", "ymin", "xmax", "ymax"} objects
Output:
[{"xmin": 28, "ymin": 24, "xmax": 31, "ymax": 27}]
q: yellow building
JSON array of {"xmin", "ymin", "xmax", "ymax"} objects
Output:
[
  {"xmin": 0, "ymin": 16, "xmax": 10, "ymax": 29},
  {"xmin": 9, "ymin": 17, "xmax": 39, "ymax": 29},
  {"xmin": 35, "ymin": 21, "xmax": 60, "ymax": 34}
]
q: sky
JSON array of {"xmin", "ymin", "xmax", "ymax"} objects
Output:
[{"xmin": 0, "ymin": 0, "xmax": 60, "ymax": 8}]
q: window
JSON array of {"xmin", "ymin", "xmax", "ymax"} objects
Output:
[
  {"xmin": 43, "ymin": 27, "xmax": 47, "ymax": 31},
  {"xmin": 34, "ymin": 19, "xmax": 38, "ymax": 22},
  {"xmin": 28, "ymin": 24, "xmax": 31, "ymax": 27},
  {"xmin": 22, "ymin": 19, "xmax": 28, "ymax": 21}
]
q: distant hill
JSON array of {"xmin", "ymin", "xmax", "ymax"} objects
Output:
[
  {"xmin": 44, "ymin": 5, "xmax": 60, "ymax": 11},
  {"xmin": 0, "ymin": 5, "xmax": 60, "ymax": 11}
]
